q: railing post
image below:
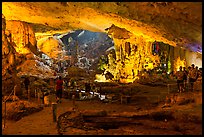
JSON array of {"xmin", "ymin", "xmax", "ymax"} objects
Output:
[
  {"xmin": 3, "ymin": 100, "xmax": 6, "ymax": 128},
  {"xmin": 28, "ymin": 87, "xmax": 31, "ymax": 101},
  {"xmin": 38, "ymin": 89, "xmax": 41, "ymax": 104},
  {"xmin": 52, "ymin": 103, "xmax": 57, "ymax": 122},
  {"xmin": 167, "ymin": 84, "xmax": 170, "ymax": 94}
]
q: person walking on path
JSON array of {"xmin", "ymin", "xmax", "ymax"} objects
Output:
[
  {"xmin": 56, "ymin": 76, "xmax": 63, "ymax": 103},
  {"xmin": 175, "ymin": 66, "xmax": 184, "ymax": 93},
  {"xmin": 188, "ymin": 64, "xmax": 198, "ymax": 92},
  {"xmin": 24, "ymin": 76, "xmax": 30, "ymax": 99},
  {"xmin": 183, "ymin": 67, "xmax": 188, "ymax": 92}
]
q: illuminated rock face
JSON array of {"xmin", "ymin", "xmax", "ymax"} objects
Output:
[
  {"xmin": 6, "ymin": 20, "xmax": 38, "ymax": 55},
  {"xmin": 2, "ymin": 2, "xmax": 202, "ymax": 84},
  {"xmin": 2, "ymin": 2, "xmax": 202, "ymax": 52},
  {"xmin": 2, "ymin": 15, "xmax": 54, "ymax": 95},
  {"xmin": 2, "ymin": 15, "xmax": 26, "ymax": 95},
  {"xmin": 99, "ymin": 25, "xmax": 202, "ymax": 83},
  {"xmin": 104, "ymin": 25, "xmax": 161, "ymax": 83},
  {"xmin": 37, "ymin": 36, "xmax": 64, "ymax": 59}
]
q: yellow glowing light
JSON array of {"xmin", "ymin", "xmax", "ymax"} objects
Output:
[
  {"xmin": 144, "ymin": 63, "xmax": 154, "ymax": 70},
  {"xmin": 14, "ymin": 46, "xmax": 31, "ymax": 54},
  {"xmin": 167, "ymin": 60, "xmax": 171, "ymax": 73},
  {"xmin": 95, "ymin": 74, "xmax": 111, "ymax": 82},
  {"xmin": 174, "ymin": 57, "xmax": 186, "ymax": 72},
  {"xmin": 119, "ymin": 77, "xmax": 138, "ymax": 83}
]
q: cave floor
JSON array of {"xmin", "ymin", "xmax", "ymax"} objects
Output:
[{"xmin": 2, "ymin": 83, "xmax": 202, "ymax": 135}]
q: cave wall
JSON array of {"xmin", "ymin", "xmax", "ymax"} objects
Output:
[
  {"xmin": 105, "ymin": 25, "xmax": 161, "ymax": 83},
  {"xmin": 6, "ymin": 20, "xmax": 38, "ymax": 55},
  {"xmin": 103, "ymin": 24, "xmax": 202, "ymax": 83},
  {"xmin": 2, "ymin": 15, "xmax": 39, "ymax": 95},
  {"xmin": 37, "ymin": 37, "xmax": 64, "ymax": 59},
  {"xmin": 2, "ymin": 15, "xmax": 24, "ymax": 95},
  {"xmin": 172, "ymin": 46, "xmax": 202, "ymax": 72}
]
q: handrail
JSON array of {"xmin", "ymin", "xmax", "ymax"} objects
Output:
[
  {"xmin": 2, "ymin": 89, "xmax": 14, "ymax": 103},
  {"xmin": 2, "ymin": 88, "xmax": 15, "ymax": 129}
]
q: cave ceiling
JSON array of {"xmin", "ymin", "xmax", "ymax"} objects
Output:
[{"xmin": 2, "ymin": 2, "xmax": 202, "ymax": 53}]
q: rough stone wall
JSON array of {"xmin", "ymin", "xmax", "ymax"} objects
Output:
[
  {"xmin": 2, "ymin": 15, "xmax": 22, "ymax": 95},
  {"xmin": 105, "ymin": 25, "xmax": 160, "ymax": 83},
  {"xmin": 172, "ymin": 46, "xmax": 202, "ymax": 72},
  {"xmin": 37, "ymin": 37, "xmax": 63, "ymax": 59},
  {"xmin": 6, "ymin": 20, "xmax": 38, "ymax": 55},
  {"xmin": 2, "ymin": 15, "xmax": 38, "ymax": 95},
  {"xmin": 105, "ymin": 24, "xmax": 202, "ymax": 83}
]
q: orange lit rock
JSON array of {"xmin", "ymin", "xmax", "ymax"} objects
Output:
[
  {"xmin": 2, "ymin": 2, "xmax": 201, "ymax": 50},
  {"xmin": 6, "ymin": 20, "xmax": 38, "ymax": 55},
  {"xmin": 174, "ymin": 57, "xmax": 186, "ymax": 72},
  {"xmin": 105, "ymin": 25, "xmax": 161, "ymax": 83},
  {"xmin": 2, "ymin": 15, "xmax": 21, "ymax": 95},
  {"xmin": 37, "ymin": 37, "xmax": 64, "ymax": 59}
]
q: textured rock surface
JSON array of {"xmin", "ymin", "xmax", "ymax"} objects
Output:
[
  {"xmin": 2, "ymin": 14, "xmax": 53, "ymax": 95},
  {"xmin": 2, "ymin": 14, "xmax": 22, "ymax": 95},
  {"xmin": 37, "ymin": 36, "xmax": 63, "ymax": 59},
  {"xmin": 6, "ymin": 20, "xmax": 38, "ymax": 55},
  {"xmin": 2, "ymin": 2, "xmax": 202, "ymax": 52},
  {"xmin": 1, "ymin": 2, "xmax": 202, "ymax": 84}
]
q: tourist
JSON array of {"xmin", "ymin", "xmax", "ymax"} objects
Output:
[
  {"xmin": 169, "ymin": 71, "xmax": 175, "ymax": 80},
  {"xmin": 24, "ymin": 76, "xmax": 30, "ymax": 97},
  {"xmin": 64, "ymin": 77, "xmax": 69, "ymax": 92},
  {"xmin": 162, "ymin": 70, "xmax": 167, "ymax": 79},
  {"xmin": 85, "ymin": 81, "xmax": 91, "ymax": 97},
  {"xmin": 91, "ymin": 83, "xmax": 97, "ymax": 97},
  {"xmin": 186, "ymin": 66, "xmax": 191, "ymax": 91},
  {"xmin": 70, "ymin": 79, "xmax": 77, "ymax": 106},
  {"xmin": 188, "ymin": 64, "xmax": 197, "ymax": 92},
  {"xmin": 198, "ymin": 68, "xmax": 202, "ymax": 78},
  {"xmin": 183, "ymin": 67, "xmax": 188, "ymax": 91},
  {"xmin": 56, "ymin": 76, "xmax": 63, "ymax": 103},
  {"xmin": 175, "ymin": 66, "xmax": 184, "ymax": 93},
  {"xmin": 195, "ymin": 66, "xmax": 199, "ymax": 80}
]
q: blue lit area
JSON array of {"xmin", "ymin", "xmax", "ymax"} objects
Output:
[
  {"xmin": 59, "ymin": 29, "xmax": 114, "ymax": 70},
  {"xmin": 185, "ymin": 43, "xmax": 202, "ymax": 53}
]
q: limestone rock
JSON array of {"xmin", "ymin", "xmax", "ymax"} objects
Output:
[
  {"xmin": 2, "ymin": 15, "xmax": 19, "ymax": 95},
  {"xmin": 3, "ymin": 95, "xmax": 20, "ymax": 102},
  {"xmin": 37, "ymin": 37, "xmax": 63, "ymax": 59},
  {"xmin": 106, "ymin": 24, "xmax": 131, "ymax": 39},
  {"xmin": 6, "ymin": 20, "xmax": 38, "ymax": 55},
  {"xmin": 2, "ymin": 15, "xmax": 38, "ymax": 96}
]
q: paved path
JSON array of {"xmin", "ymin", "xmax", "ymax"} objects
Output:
[
  {"xmin": 2, "ymin": 98, "xmax": 137, "ymax": 135},
  {"xmin": 2, "ymin": 99, "xmax": 75, "ymax": 135}
]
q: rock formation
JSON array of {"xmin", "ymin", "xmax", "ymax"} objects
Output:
[
  {"xmin": 104, "ymin": 24, "xmax": 161, "ymax": 83},
  {"xmin": 6, "ymin": 20, "xmax": 38, "ymax": 55},
  {"xmin": 2, "ymin": 14, "xmax": 24, "ymax": 95},
  {"xmin": 2, "ymin": 14, "xmax": 53, "ymax": 96},
  {"xmin": 37, "ymin": 36, "xmax": 64, "ymax": 59}
]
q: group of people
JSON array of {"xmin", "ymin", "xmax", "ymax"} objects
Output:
[
  {"xmin": 176, "ymin": 64, "xmax": 202, "ymax": 93},
  {"xmin": 55, "ymin": 75, "xmax": 99, "ymax": 103}
]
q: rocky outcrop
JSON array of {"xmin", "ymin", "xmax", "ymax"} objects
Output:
[
  {"xmin": 2, "ymin": 15, "xmax": 40, "ymax": 96},
  {"xmin": 104, "ymin": 25, "xmax": 160, "ymax": 83},
  {"xmin": 2, "ymin": 14, "xmax": 21, "ymax": 95},
  {"xmin": 37, "ymin": 37, "xmax": 63, "ymax": 59},
  {"xmin": 6, "ymin": 20, "xmax": 38, "ymax": 55}
]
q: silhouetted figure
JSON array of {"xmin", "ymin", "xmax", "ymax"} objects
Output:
[
  {"xmin": 56, "ymin": 76, "xmax": 63, "ymax": 103},
  {"xmin": 183, "ymin": 67, "xmax": 188, "ymax": 91},
  {"xmin": 85, "ymin": 82, "xmax": 91, "ymax": 96},
  {"xmin": 24, "ymin": 77, "xmax": 30, "ymax": 98},
  {"xmin": 189, "ymin": 64, "xmax": 197, "ymax": 92},
  {"xmin": 176, "ymin": 66, "xmax": 184, "ymax": 93}
]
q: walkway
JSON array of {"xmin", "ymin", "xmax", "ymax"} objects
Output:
[{"xmin": 2, "ymin": 98, "xmax": 137, "ymax": 135}]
